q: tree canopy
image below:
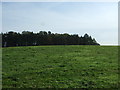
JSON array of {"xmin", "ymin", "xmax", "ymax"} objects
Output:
[{"xmin": 2, "ymin": 31, "xmax": 100, "ymax": 47}]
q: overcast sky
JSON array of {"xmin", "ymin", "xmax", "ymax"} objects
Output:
[{"xmin": 2, "ymin": 2, "xmax": 118, "ymax": 45}]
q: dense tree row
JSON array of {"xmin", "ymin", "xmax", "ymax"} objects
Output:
[{"xmin": 1, "ymin": 31, "xmax": 100, "ymax": 47}]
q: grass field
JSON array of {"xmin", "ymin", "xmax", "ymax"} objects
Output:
[{"xmin": 2, "ymin": 45, "xmax": 119, "ymax": 88}]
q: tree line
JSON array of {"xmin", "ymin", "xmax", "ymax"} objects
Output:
[{"xmin": 2, "ymin": 31, "xmax": 100, "ymax": 47}]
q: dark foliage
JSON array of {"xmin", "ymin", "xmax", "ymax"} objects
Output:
[{"xmin": 1, "ymin": 31, "xmax": 100, "ymax": 47}]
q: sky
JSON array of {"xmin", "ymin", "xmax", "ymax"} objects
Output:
[{"xmin": 2, "ymin": 2, "xmax": 118, "ymax": 45}]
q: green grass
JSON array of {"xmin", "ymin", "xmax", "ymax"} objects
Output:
[{"xmin": 2, "ymin": 45, "xmax": 119, "ymax": 88}]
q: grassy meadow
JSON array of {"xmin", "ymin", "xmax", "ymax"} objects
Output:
[{"xmin": 2, "ymin": 45, "xmax": 119, "ymax": 88}]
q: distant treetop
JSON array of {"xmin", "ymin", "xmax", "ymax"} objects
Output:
[{"xmin": 2, "ymin": 31, "xmax": 100, "ymax": 47}]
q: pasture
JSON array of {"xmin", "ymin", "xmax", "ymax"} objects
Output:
[{"xmin": 2, "ymin": 45, "xmax": 118, "ymax": 88}]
